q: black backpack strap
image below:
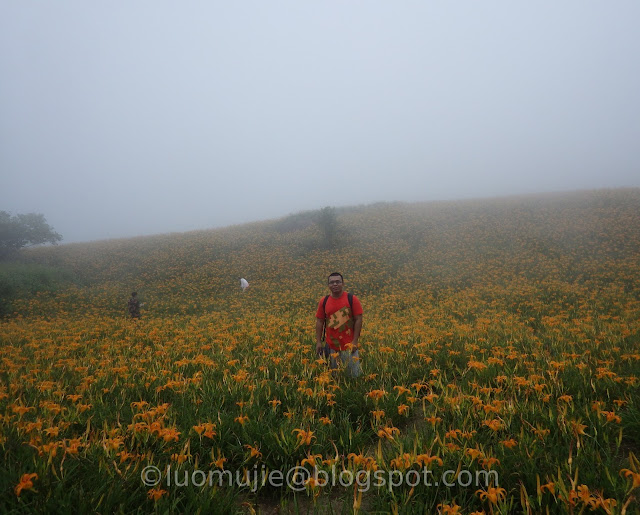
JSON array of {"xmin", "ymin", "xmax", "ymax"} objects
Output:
[
  {"xmin": 321, "ymin": 295, "xmax": 330, "ymax": 345},
  {"xmin": 348, "ymin": 292, "xmax": 353, "ymax": 311}
]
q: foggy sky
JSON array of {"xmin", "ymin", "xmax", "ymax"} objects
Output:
[{"xmin": 1, "ymin": 1, "xmax": 639, "ymax": 243}]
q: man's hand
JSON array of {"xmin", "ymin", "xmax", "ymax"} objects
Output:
[{"xmin": 316, "ymin": 342, "xmax": 324, "ymax": 356}]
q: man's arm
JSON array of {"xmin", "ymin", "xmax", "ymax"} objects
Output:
[
  {"xmin": 351, "ymin": 314, "xmax": 363, "ymax": 353},
  {"xmin": 315, "ymin": 318, "xmax": 325, "ymax": 355}
]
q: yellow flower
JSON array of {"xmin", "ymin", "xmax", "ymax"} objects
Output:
[
  {"xmin": 11, "ymin": 405, "xmax": 34, "ymax": 417},
  {"xmin": 160, "ymin": 427, "xmax": 181, "ymax": 442},
  {"xmin": 445, "ymin": 429, "xmax": 461, "ymax": 440},
  {"xmin": 44, "ymin": 426, "xmax": 60, "ymax": 437},
  {"xmin": 466, "ymin": 448, "xmax": 484, "ymax": 461},
  {"xmin": 601, "ymin": 411, "xmax": 622, "ymax": 424},
  {"xmin": 292, "ymin": 428, "xmax": 315, "ymax": 447},
  {"xmin": 377, "ymin": 426, "xmax": 400, "ymax": 441},
  {"xmin": 467, "ymin": 360, "xmax": 487, "ymax": 370},
  {"xmin": 301, "ymin": 454, "xmax": 322, "ymax": 467},
  {"xmin": 14, "ymin": 473, "xmax": 38, "ymax": 497},
  {"xmin": 366, "ymin": 389, "xmax": 386, "ymax": 401},
  {"xmin": 479, "ymin": 457, "xmax": 500, "ymax": 469},
  {"xmin": 171, "ymin": 453, "xmax": 190, "ymax": 464},
  {"xmin": 425, "ymin": 415, "xmax": 442, "ymax": 426},
  {"xmin": 540, "ymin": 482, "xmax": 555, "ymax": 495},
  {"xmin": 620, "ymin": 468, "xmax": 640, "ymax": 489},
  {"xmin": 476, "ymin": 486, "xmax": 507, "ymax": 504},
  {"xmin": 212, "ymin": 456, "xmax": 227, "ymax": 469},
  {"xmin": 305, "ymin": 475, "xmax": 326, "ymax": 489},
  {"xmin": 244, "ymin": 444, "xmax": 262, "ymax": 459},
  {"xmin": 483, "ymin": 419, "xmax": 503, "ymax": 431},
  {"xmin": 393, "ymin": 385, "xmax": 410, "ymax": 396},
  {"xmin": 437, "ymin": 502, "xmax": 462, "ymax": 514},
  {"xmin": 147, "ymin": 488, "xmax": 167, "ymax": 501},
  {"xmin": 371, "ymin": 409, "xmax": 385, "ymax": 422},
  {"xmin": 235, "ymin": 415, "xmax": 250, "ymax": 425},
  {"xmin": 416, "ymin": 454, "xmax": 443, "ymax": 467},
  {"xmin": 570, "ymin": 420, "xmax": 588, "ymax": 436}
]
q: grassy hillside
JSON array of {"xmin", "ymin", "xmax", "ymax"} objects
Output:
[
  {"xmin": 12, "ymin": 188, "xmax": 640, "ymax": 317},
  {"xmin": 1, "ymin": 188, "xmax": 639, "ymax": 513}
]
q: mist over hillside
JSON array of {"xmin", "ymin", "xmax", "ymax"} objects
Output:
[{"xmin": 7, "ymin": 188, "xmax": 639, "ymax": 320}]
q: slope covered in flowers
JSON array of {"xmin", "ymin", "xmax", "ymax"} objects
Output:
[{"xmin": 1, "ymin": 189, "xmax": 639, "ymax": 513}]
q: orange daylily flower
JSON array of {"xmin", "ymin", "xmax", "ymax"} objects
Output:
[
  {"xmin": 620, "ymin": 468, "xmax": 640, "ymax": 488},
  {"xmin": 483, "ymin": 419, "xmax": 503, "ymax": 431},
  {"xmin": 15, "ymin": 473, "xmax": 38, "ymax": 497},
  {"xmin": 292, "ymin": 428, "xmax": 315, "ymax": 447},
  {"xmin": 371, "ymin": 409, "xmax": 385, "ymax": 421},
  {"xmin": 366, "ymin": 389, "xmax": 386, "ymax": 401},
  {"xmin": 476, "ymin": 486, "xmax": 507, "ymax": 504},
  {"xmin": 147, "ymin": 488, "xmax": 167, "ymax": 501},
  {"xmin": 377, "ymin": 426, "xmax": 400, "ymax": 440},
  {"xmin": 540, "ymin": 482, "xmax": 555, "ymax": 495},
  {"xmin": 235, "ymin": 415, "xmax": 250, "ymax": 425},
  {"xmin": 601, "ymin": 411, "xmax": 622, "ymax": 424}
]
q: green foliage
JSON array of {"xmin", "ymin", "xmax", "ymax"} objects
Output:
[
  {"xmin": 0, "ymin": 263, "xmax": 70, "ymax": 316},
  {"xmin": 316, "ymin": 206, "xmax": 339, "ymax": 249},
  {"xmin": 0, "ymin": 211, "xmax": 62, "ymax": 259}
]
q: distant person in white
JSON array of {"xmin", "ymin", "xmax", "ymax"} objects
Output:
[{"xmin": 240, "ymin": 278, "xmax": 249, "ymax": 292}]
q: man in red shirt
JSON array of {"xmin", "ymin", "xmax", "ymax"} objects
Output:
[{"xmin": 315, "ymin": 272, "xmax": 363, "ymax": 377}]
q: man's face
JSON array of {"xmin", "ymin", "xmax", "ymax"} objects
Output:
[{"xmin": 328, "ymin": 275, "xmax": 344, "ymax": 296}]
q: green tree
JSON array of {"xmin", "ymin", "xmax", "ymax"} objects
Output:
[
  {"xmin": 0, "ymin": 211, "xmax": 62, "ymax": 259},
  {"xmin": 317, "ymin": 206, "xmax": 339, "ymax": 248}
]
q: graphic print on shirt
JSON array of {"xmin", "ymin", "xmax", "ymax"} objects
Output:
[{"xmin": 326, "ymin": 306, "xmax": 353, "ymax": 347}]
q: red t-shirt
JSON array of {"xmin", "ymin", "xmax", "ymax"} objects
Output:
[{"xmin": 316, "ymin": 292, "xmax": 363, "ymax": 351}]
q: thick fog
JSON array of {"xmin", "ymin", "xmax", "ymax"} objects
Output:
[{"xmin": 1, "ymin": 2, "xmax": 639, "ymax": 243}]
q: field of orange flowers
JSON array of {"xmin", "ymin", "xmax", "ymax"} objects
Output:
[{"xmin": 1, "ymin": 189, "xmax": 640, "ymax": 513}]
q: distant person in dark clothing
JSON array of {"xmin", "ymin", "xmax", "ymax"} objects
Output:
[{"xmin": 128, "ymin": 292, "xmax": 142, "ymax": 318}]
